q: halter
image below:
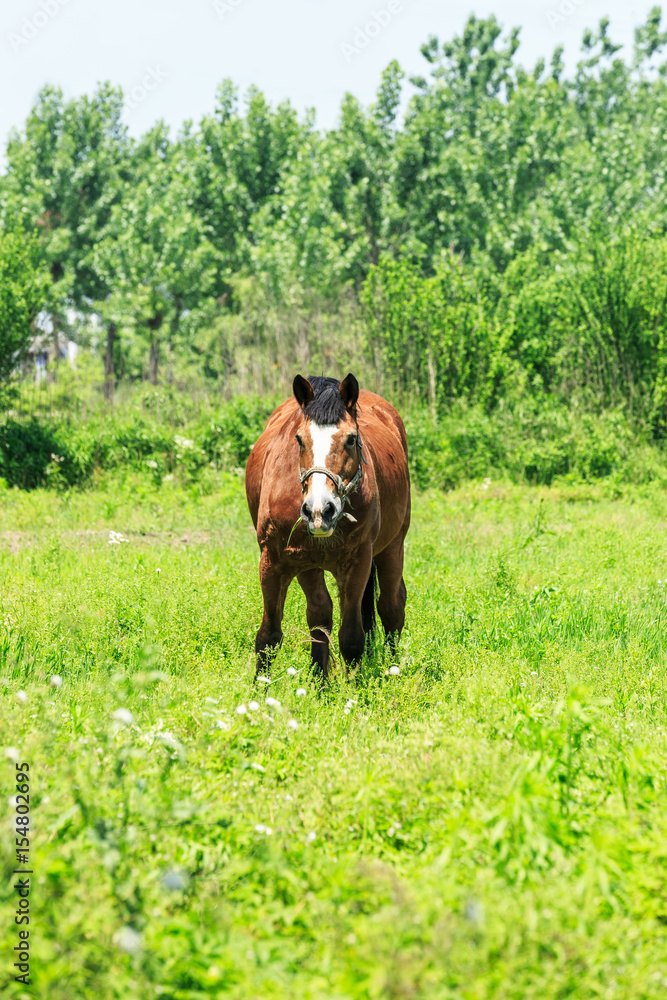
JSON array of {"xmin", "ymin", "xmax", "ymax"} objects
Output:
[{"xmin": 299, "ymin": 438, "xmax": 365, "ymax": 509}]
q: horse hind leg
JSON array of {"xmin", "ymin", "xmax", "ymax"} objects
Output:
[
  {"xmin": 255, "ymin": 550, "xmax": 290, "ymax": 675},
  {"xmin": 298, "ymin": 569, "xmax": 333, "ymax": 679},
  {"xmin": 374, "ymin": 538, "xmax": 408, "ymax": 654}
]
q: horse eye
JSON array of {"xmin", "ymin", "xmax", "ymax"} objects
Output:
[
  {"xmin": 346, "ymin": 434, "xmax": 356, "ymax": 448},
  {"xmin": 295, "ymin": 434, "xmax": 304, "ymax": 448}
]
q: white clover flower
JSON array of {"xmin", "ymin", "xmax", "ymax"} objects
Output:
[
  {"xmin": 296, "ymin": 688, "xmax": 307, "ymax": 697},
  {"xmin": 256, "ymin": 676, "xmax": 271, "ymax": 685},
  {"xmin": 146, "ymin": 460, "xmax": 158, "ymax": 470},
  {"xmin": 306, "ymin": 831, "xmax": 316, "ymax": 843},
  {"xmin": 255, "ymin": 823, "xmax": 273, "ymax": 835},
  {"xmin": 287, "ymin": 718, "xmax": 299, "ymax": 730},
  {"xmin": 174, "ymin": 436, "xmax": 194, "ymax": 450},
  {"xmin": 388, "ymin": 665, "xmax": 400, "ymax": 676},
  {"xmin": 50, "ymin": 675, "xmax": 63, "ymax": 688},
  {"xmin": 4, "ymin": 747, "xmax": 20, "ymax": 762},
  {"xmin": 250, "ymin": 762, "xmax": 265, "ymax": 772},
  {"xmin": 236, "ymin": 704, "xmax": 247, "ymax": 715},
  {"xmin": 265, "ymin": 696, "xmax": 281, "ymax": 708},
  {"xmin": 286, "ymin": 667, "xmax": 297, "ymax": 676},
  {"xmin": 108, "ymin": 531, "xmax": 128, "ymax": 545},
  {"xmin": 16, "ymin": 691, "xmax": 27, "ymax": 704},
  {"xmin": 111, "ymin": 708, "xmax": 134, "ymax": 726},
  {"xmin": 215, "ymin": 720, "xmax": 230, "ymax": 730},
  {"xmin": 248, "ymin": 700, "xmax": 260, "ymax": 712}
]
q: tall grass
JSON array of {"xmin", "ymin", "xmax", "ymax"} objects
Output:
[{"xmin": 1, "ymin": 477, "xmax": 667, "ymax": 997}]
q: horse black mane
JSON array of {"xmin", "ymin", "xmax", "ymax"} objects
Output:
[{"xmin": 304, "ymin": 376, "xmax": 347, "ymax": 425}]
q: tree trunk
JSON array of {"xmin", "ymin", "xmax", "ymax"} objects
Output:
[
  {"xmin": 104, "ymin": 322, "xmax": 117, "ymax": 402},
  {"xmin": 166, "ymin": 298, "xmax": 183, "ymax": 385},
  {"xmin": 49, "ymin": 311, "xmax": 60, "ymax": 384},
  {"xmin": 149, "ymin": 338, "xmax": 159, "ymax": 385},
  {"xmin": 427, "ymin": 342, "xmax": 437, "ymax": 418},
  {"xmin": 147, "ymin": 311, "xmax": 164, "ymax": 384},
  {"xmin": 49, "ymin": 261, "xmax": 64, "ymax": 385}
]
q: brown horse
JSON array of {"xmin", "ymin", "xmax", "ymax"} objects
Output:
[{"xmin": 245, "ymin": 374, "xmax": 411, "ymax": 677}]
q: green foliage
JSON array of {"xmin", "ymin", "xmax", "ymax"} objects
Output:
[
  {"xmin": 404, "ymin": 401, "xmax": 654, "ymax": 490},
  {"xmin": 3, "ymin": 10, "xmax": 667, "ymax": 415},
  {"xmin": 0, "ymin": 393, "xmax": 274, "ymax": 490},
  {"xmin": 362, "ymin": 254, "xmax": 495, "ymax": 408},
  {"xmin": 0, "ymin": 83, "xmax": 129, "ymax": 306},
  {"xmin": 0, "ymin": 228, "xmax": 48, "ymax": 389},
  {"xmin": 2, "ymin": 383, "xmax": 664, "ymax": 495},
  {"xmin": 362, "ymin": 230, "xmax": 667, "ymax": 422},
  {"xmin": 497, "ymin": 231, "xmax": 667, "ymax": 418},
  {"xmin": 0, "ymin": 418, "xmax": 92, "ymax": 490}
]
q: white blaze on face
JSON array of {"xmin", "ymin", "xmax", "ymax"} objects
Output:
[{"xmin": 307, "ymin": 423, "xmax": 342, "ymax": 522}]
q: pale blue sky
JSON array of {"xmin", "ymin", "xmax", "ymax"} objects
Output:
[{"xmin": 1, "ymin": 0, "xmax": 661, "ymax": 146}]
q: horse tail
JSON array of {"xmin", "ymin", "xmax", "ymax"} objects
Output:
[{"xmin": 361, "ymin": 559, "xmax": 377, "ymax": 639}]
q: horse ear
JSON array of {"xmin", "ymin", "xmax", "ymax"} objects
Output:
[
  {"xmin": 339, "ymin": 373, "xmax": 359, "ymax": 410},
  {"xmin": 293, "ymin": 374, "xmax": 314, "ymax": 409}
]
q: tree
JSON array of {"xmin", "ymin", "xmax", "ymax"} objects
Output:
[
  {"xmin": 0, "ymin": 228, "xmax": 48, "ymax": 392},
  {"xmin": 0, "ymin": 83, "xmax": 130, "ymax": 382},
  {"xmin": 251, "ymin": 62, "xmax": 404, "ymax": 298},
  {"xmin": 92, "ymin": 125, "xmax": 220, "ymax": 383}
]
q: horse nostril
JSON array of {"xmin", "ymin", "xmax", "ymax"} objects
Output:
[
  {"xmin": 301, "ymin": 500, "xmax": 313, "ymax": 520},
  {"xmin": 322, "ymin": 502, "xmax": 336, "ymax": 521}
]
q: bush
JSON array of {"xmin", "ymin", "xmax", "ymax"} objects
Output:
[
  {"xmin": 0, "ymin": 396, "xmax": 275, "ymax": 490},
  {"xmin": 0, "ymin": 419, "xmax": 92, "ymax": 489},
  {"xmin": 404, "ymin": 401, "xmax": 654, "ymax": 490},
  {"xmin": 0, "ymin": 229, "xmax": 48, "ymax": 392},
  {"xmin": 362, "ymin": 232, "xmax": 667, "ymax": 426},
  {"xmin": 1, "ymin": 388, "xmax": 662, "ymax": 494}
]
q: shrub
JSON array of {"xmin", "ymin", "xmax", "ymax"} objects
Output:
[
  {"xmin": 0, "ymin": 396, "xmax": 275, "ymax": 490},
  {"xmin": 404, "ymin": 401, "xmax": 651, "ymax": 490}
]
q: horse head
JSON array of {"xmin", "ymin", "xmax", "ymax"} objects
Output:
[{"xmin": 292, "ymin": 373, "xmax": 362, "ymax": 537}]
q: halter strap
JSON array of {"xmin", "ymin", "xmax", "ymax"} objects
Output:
[{"xmin": 299, "ymin": 440, "xmax": 364, "ymax": 507}]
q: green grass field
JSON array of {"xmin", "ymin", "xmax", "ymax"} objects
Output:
[{"xmin": 2, "ymin": 470, "xmax": 667, "ymax": 999}]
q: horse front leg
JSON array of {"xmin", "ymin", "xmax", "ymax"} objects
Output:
[
  {"xmin": 298, "ymin": 568, "xmax": 333, "ymax": 680},
  {"xmin": 374, "ymin": 535, "xmax": 407, "ymax": 655},
  {"xmin": 255, "ymin": 549, "xmax": 291, "ymax": 675},
  {"xmin": 335, "ymin": 544, "xmax": 373, "ymax": 666}
]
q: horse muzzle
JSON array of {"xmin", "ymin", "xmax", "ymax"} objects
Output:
[{"xmin": 301, "ymin": 498, "xmax": 339, "ymax": 536}]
